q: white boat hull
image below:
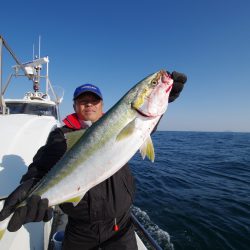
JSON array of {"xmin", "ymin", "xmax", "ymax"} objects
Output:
[{"xmin": 0, "ymin": 114, "xmax": 60, "ymax": 250}]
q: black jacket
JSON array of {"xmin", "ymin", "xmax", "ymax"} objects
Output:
[{"xmin": 21, "ymin": 126, "xmax": 136, "ymax": 223}]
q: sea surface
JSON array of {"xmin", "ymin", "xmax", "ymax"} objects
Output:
[{"xmin": 130, "ymin": 131, "xmax": 250, "ymax": 250}]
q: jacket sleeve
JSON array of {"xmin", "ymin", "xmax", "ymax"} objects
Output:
[{"xmin": 20, "ymin": 127, "xmax": 67, "ymax": 183}]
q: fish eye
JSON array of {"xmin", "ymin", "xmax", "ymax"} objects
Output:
[{"xmin": 151, "ymin": 80, "xmax": 157, "ymax": 86}]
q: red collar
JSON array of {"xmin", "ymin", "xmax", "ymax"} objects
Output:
[{"xmin": 62, "ymin": 113, "xmax": 81, "ymax": 130}]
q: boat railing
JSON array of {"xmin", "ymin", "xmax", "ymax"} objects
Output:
[
  {"xmin": 131, "ymin": 213, "xmax": 163, "ymax": 250},
  {"xmin": 0, "ymin": 105, "xmax": 9, "ymax": 115}
]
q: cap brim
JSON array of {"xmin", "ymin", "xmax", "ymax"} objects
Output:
[{"xmin": 74, "ymin": 90, "xmax": 103, "ymax": 100}]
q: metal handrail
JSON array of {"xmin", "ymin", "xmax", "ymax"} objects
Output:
[
  {"xmin": 0, "ymin": 35, "xmax": 31, "ymax": 115},
  {"xmin": 131, "ymin": 213, "xmax": 163, "ymax": 250},
  {"xmin": 0, "ymin": 35, "xmax": 63, "ymax": 120}
]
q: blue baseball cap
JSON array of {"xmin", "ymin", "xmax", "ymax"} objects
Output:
[{"xmin": 73, "ymin": 83, "xmax": 103, "ymax": 100}]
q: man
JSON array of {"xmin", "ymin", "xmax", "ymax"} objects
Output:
[{"xmin": 0, "ymin": 71, "xmax": 187, "ymax": 249}]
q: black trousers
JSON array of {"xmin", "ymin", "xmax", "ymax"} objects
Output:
[{"xmin": 62, "ymin": 214, "xmax": 138, "ymax": 250}]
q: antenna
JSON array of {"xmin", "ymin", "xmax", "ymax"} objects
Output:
[
  {"xmin": 38, "ymin": 35, "xmax": 41, "ymax": 59},
  {"xmin": 33, "ymin": 43, "xmax": 35, "ymax": 60}
]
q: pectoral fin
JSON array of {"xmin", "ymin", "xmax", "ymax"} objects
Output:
[
  {"xmin": 116, "ymin": 120, "xmax": 136, "ymax": 141},
  {"xmin": 139, "ymin": 136, "xmax": 155, "ymax": 162}
]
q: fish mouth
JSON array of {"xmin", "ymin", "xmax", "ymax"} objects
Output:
[
  {"xmin": 134, "ymin": 107, "xmax": 156, "ymax": 118},
  {"xmin": 135, "ymin": 108, "xmax": 151, "ymax": 117}
]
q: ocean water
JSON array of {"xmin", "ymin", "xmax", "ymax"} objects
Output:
[{"xmin": 130, "ymin": 131, "xmax": 250, "ymax": 250}]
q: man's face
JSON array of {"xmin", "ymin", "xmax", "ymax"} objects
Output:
[{"xmin": 74, "ymin": 92, "xmax": 103, "ymax": 122}]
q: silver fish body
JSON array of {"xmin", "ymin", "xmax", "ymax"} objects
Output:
[{"xmin": 0, "ymin": 70, "xmax": 173, "ymax": 238}]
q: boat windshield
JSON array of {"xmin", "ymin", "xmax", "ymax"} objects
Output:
[{"xmin": 5, "ymin": 102, "xmax": 58, "ymax": 119}]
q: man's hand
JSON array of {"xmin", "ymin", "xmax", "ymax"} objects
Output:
[
  {"xmin": 169, "ymin": 71, "xmax": 187, "ymax": 103},
  {"xmin": 0, "ymin": 179, "xmax": 53, "ymax": 232},
  {"xmin": 0, "ymin": 179, "xmax": 37, "ymax": 220},
  {"xmin": 7, "ymin": 195, "xmax": 53, "ymax": 232}
]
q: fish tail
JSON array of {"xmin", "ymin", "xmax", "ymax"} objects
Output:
[{"xmin": 0, "ymin": 229, "xmax": 5, "ymax": 240}]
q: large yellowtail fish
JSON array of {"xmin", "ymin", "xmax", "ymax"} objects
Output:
[{"xmin": 0, "ymin": 70, "xmax": 173, "ymax": 239}]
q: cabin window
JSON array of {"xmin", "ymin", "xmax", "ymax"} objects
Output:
[{"xmin": 5, "ymin": 102, "xmax": 58, "ymax": 119}]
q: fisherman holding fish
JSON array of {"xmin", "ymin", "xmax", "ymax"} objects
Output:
[{"xmin": 0, "ymin": 71, "xmax": 187, "ymax": 249}]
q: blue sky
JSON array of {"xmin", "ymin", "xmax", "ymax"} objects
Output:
[{"xmin": 1, "ymin": 0, "xmax": 250, "ymax": 132}]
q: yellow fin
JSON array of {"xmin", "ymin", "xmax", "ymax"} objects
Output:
[
  {"xmin": 0, "ymin": 229, "xmax": 5, "ymax": 240},
  {"xmin": 65, "ymin": 129, "xmax": 86, "ymax": 151},
  {"xmin": 116, "ymin": 120, "xmax": 135, "ymax": 141},
  {"xmin": 64, "ymin": 196, "xmax": 83, "ymax": 207},
  {"xmin": 139, "ymin": 136, "xmax": 155, "ymax": 162}
]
